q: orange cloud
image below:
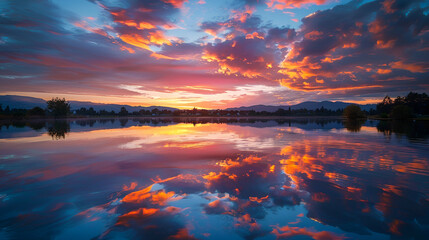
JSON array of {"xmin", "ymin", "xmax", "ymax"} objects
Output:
[
  {"xmin": 116, "ymin": 208, "xmax": 159, "ymax": 227},
  {"xmin": 231, "ymin": 6, "xmax": 255, "ymax": 23},
  {"xmin": 377, "ymin": 69, "xmax": 392, "ymax": 74},
  {"xmin": 169, "ymin": 228, "xmax": 197, "ymax": 239},
  {"xmin": 122, "ymin": 184, "xmax": 154, "ymax": 203},
  {"xmin": 162, "ymin": 0, "xmax": 188, "ymax": 8},
  {"xmin": 245, "ymin": 32, "xmax": 264, "ymax": 40},
  {"xmin": 123, "ymin": 182, "xmax": 138, "ymax": 191},
  {"xmin": 151, "ymin": 191, "xmax": 176, "ymax": 206},
  {"xmin": 120, "ymin": 33, "xmax": 151, "ymax": 51},
  {"xmin": 119, "ymin": 31, "xmax": 174, "ymax": 57},
  {"xmin": 267, "ymin": 0, "xmax": 329, "ymax": 10},
  {"xmin": 304, "ymin": 31, "xmax": 323, "ymax": 40},
  {"xmin": 249, "ymin": 195, "xmax": 269, "ymax": 203},
  {"xmin": 390, "ymin": 61, "xmax": 428, "ymax": 73},
  {"xmin": 116, "ymin": 20, "xmax": 156, "ymax": 30},
  {"xmin": 272, "ymin": 225, "xmax": 344, "ymax": 240}
]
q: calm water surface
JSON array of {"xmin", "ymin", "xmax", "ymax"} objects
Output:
[{"xmin": 0, "ymin": 118, "xmax": 428, "ymax": 240}]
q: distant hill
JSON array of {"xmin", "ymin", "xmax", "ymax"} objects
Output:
[
  {"xmin": 0, "ymin": 95, "xmax": 376, "ymax": 112},
  {"xmin": 0, "ymin": 95, "xmax": 46, "ymax": 109},
  {"xmin": 226, "ymin": 101, "xmax": 376, "ymax": 112},
  {"xmin": 0, "ymin": 95, "xmax": 178, "ymax": 112}
]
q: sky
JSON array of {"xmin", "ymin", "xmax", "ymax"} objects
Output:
[{"xmin": 0, "ymin": 0, "xmax": 428, "ymax": 109}]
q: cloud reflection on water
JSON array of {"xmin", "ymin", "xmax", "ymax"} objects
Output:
[{"xmin": 0, "ymin": 119, "xmax": 428, "ymax": 239}]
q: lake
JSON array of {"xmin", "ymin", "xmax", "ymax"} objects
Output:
[{"xmin": 0, "ymin": 118, "xmax": 428, "ymax": 240}]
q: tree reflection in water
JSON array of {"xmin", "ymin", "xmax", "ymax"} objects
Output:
[
  {"xmin": 377, "ymin": 120, "xmax": 429, "ymax": 140},
  {"xmin": 343, "ymin": 119, "xmax": 365, "ymax": 132},
  {"xmin": 47, "ymin": 121, "xmax": 70, "ymax": 140}
]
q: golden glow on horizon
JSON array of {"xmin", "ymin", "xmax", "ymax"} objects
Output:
[{"xmin": 1, "ymin": 86, "xmax": 383, "ymax": 109}]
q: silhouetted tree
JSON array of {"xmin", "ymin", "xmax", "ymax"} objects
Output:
[
  {"xmin": 47, "ymin": 98, "xmax": 70, "ymax": 117},
  {"xmin": 377, "ymin": 96, "xmax": 393, "ymax": 115},
  {"xmin": 87, "ymin": 107, "xmax": 97, "ymax": 115},
  {"xmin": 390, "ymin": 105, "xmax": 413, "ymax": 119},
  {"xmin": 343, "ymin": 104, "xmax": 365, "ymax": 119},
  {"xmin": 405, "ymin": 92, "xmax": 429, "ymax": 115},
  {"xmin": 375, "ymin": 92, "xmax": 428, "ymax": 118},
  {"xmin": 119, "ymin": 107, "xmax": 128, "ymax": 116}
]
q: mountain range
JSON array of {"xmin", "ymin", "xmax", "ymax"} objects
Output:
[
  {"xmin": 0, "ymin": 95, "xmax": 376, "ymax": 112},
  {"xmin": 0, "ymin": 95, "xmax": 178, "ymax": 112},
  {"xmin": 226, "ymin": 101, "xmax": 376, "ymax": 112}
]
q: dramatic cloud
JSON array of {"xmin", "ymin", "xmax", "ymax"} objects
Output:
[
  {"xmin": 0, "ymin": 0, "xmax": 428, "ymax": 107},
  {"xmin": 97, "ymin": 0, "xmax": 186, "ymax": 56},
  {"xmin": 202, "ymin": 37, "xmax": 279, "ymax": 78},
  {"xmin": 267, "ymin": 0, "xmax": 331, "ymax": 10},
  {"xmin": 278, "ymin": 0, "xmax": 429, "ymax": 93}
]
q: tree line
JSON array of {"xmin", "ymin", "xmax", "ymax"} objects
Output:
[
  {"xmin": 0, "ymin": 99, "xmax": 348, "ymax": 118},
  {"xmin": 0, "ymin": 97, "xmax": 70, "ymax": 118},
  {"xmin": 343, "ymin": 92, "xmax": 428, "ymax": 120},
  {"xmin": 1, "ymin": 92, "xmax": 427, "ymax": 119},
  {"xmin": 376, "ymin": 92, "xmax": 428, "ymax": 119},
  {"xmin": 342, "ymin": 91, "xmax": 428, "ymax": 120}
]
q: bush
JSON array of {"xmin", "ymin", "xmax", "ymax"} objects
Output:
[
  {"xmin": 343, "ymin": 104, "xmax": 365, "ymax": 119},
  {"xmin": 27, "ymin": 107, "xmax": 45, "ymax": 116}
]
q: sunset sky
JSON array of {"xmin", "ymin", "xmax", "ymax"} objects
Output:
[{"xmin": 1, "ymin": 0, "xmax": 428, "ymax": 109}]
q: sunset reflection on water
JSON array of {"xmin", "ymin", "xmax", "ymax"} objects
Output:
[{"xmin": 0, "ymin": 119, "xmax": 428, "ymax": 239}]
